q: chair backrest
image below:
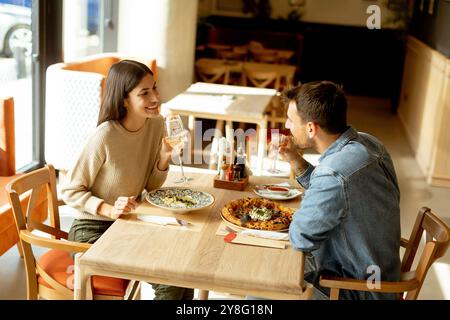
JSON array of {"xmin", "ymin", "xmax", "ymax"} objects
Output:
[
  {"xmin": 5, "ymin": 165, "xmax": 68, "ymax": 299},
  {"xmin": 45, "ymin": 54, "xmax": 157, "ymax": 173},
  {"xmin": 242, "ymin": 67, "xmax": 280, "ymax": 91},
  {"xmin": 401, "ymin": 207, "xmax": 450, "ymax": 299},
  {"xmin": 0, "ymin": 97, "xmax": 15, "ymax": 176},
  {"xmin": 196, "ymin": 64, "xmax": 230, "ymax": 84}
]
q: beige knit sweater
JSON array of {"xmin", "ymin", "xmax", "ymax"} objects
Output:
[{"xmin": 61, "ymin": 117, "xmax": 168, "ymax": 221}]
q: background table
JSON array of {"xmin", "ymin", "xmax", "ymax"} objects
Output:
[
  {"xmin": 162, "ymin": 82, "xmax": 277, "ymax": 175},
  {"xmin": 74, "ymin": 171, "xmax": 312, "ymax": 300}
]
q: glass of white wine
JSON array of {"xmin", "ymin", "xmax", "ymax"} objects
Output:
[
  {"xmin": 268, "ymin": 132, "xmax": 288, "ymax": 174},
  {"xmin": 165, "ymin": 115, "xmax": 192, "ymax": 183}
]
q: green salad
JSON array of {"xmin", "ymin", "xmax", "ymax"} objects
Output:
[{"xmin": 249, "ymin": 207, "xmax": 273, "ymax": 221}]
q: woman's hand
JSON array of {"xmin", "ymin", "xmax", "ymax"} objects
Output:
[
  {"xmin": 158, "ymin": 137, "xmax": 174, "ymax": 171},
  {"xmin": 158, "ymin": 131, "xmax": 187, "ymax": 171},
  {"xmin": 98, "ymin": 196, "xmax": 137, "ymax": 220}
]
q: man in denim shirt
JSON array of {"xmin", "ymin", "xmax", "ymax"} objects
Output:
[{"xmin": 280, "ymin": 81, "xmax": 401, "ymax": 300}]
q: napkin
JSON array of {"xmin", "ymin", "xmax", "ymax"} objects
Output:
[
  {"xmin": 240, "ymin": 229, "xmax": 289, "ymax": 241},
  {"xmin": 137, "ymin": 215, "xmax": 179, "ymax": 226},
  {"xmin": 224, "ymin": 232, "xmax": 286, "ymax": 249}
]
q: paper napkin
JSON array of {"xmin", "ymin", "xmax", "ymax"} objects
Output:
[
  {"xmin": 240, "ymin": 229, "xmax": 289, "ymax": 241},
  {"xmin": 137, "ymin": 215, "xmax": 179, "ymax": 226}
]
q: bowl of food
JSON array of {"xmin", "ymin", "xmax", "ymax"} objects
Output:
[{"xmin": 146, "ymin": 187, "xmax": 215, "ymax": 214}]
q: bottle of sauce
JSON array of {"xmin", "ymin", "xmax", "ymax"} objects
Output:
[
  {"xmin": 226, "ymin": 165, "xmax": 234, "ymax": 182},
  {"xmin": 219, "ymin": 164, "xmax": 228, "ymax": 180},
  {"xmin": 235, "ymin": 145, "xmax": 247, "ymax": 178}
]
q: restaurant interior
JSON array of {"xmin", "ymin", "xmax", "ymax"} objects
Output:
[{"xmin": 0, "ymin": 0, "xmax": 449, "ymax": 301}]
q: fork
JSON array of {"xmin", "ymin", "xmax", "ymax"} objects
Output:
[{"xmin": 176, "ymin": 219, "xmax": 190, "ymax": 227}]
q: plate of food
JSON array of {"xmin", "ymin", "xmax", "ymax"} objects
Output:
[
  {"xmin": 221, "ymin": 197, "xmax": 295, "ymax": 232},
  {"xmin": 253, "ymin": 184, "xmax": 302, "ymax": 200},
  {"xmin": 146, "ymin": 187, "xmax": 214, "ymax": 214}
]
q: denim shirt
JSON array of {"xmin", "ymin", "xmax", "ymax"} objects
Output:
[{"xmin": 289, "ymin": 127, "xmax": 401, "ymax": 300}]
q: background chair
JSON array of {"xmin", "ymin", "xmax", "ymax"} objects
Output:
[
  {"xmin": 242, "ymin": 68, "xmax": 280, "ymax": 91},
  {"xmin": 194, "ymin": 63, "xmax": 234, "ymax": 169},
  {"xmin": 45, "ymin": 53, "xmax": 157, "ymax": 175},
  {"xmin": 6, "ymin": 164, "xmax": 140, "ymax": 300},
  {"xmin": 195, "ymin": 64, "xmax": 230, "ymax": 84},
  {"xmin": 1, "ymin": 97, "xmax": 47, "ymax": 257},
  {"xmin": 320, "ymin": 207, "xmax": 450, "ymax": 300},
  {"xmin": 241, "ymin": 67, "xmax": 284, "ymax": 128}
]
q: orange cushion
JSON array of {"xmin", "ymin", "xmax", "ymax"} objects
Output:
[{"xmin": 37, "ymin": 249, "xmax": 129, "ymax": 297}]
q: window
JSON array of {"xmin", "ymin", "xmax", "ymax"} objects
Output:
[
  {"xmin": 0, "ymin": 0, "xmax": 33, "ymax": 169},
  {"xmin": 63, "ymin": 0, "xmax": 118, "ymax": 61}
]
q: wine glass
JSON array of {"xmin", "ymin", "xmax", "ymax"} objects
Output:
[
  {"xmin": 268, "ymin": 132, "xmax": 287, "ymax": 174},
  {"xmin": 165, "ymin": 115, "xmax": 192, "ymax": 183}
]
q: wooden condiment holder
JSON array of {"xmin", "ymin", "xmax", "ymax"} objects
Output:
[{"xmin": 213, "ymin": 175, "xmax": 249, "ymax": 191}]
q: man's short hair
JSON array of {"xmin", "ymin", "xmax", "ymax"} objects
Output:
[{"xmin": 282, "ymin": 81, "xmax": 348, "ymax": 134}]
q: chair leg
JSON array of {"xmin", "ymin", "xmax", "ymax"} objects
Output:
[
  {"xmin": 17, "ymin": 242, "xmax": 24, "ymax": 258},
  {"xmin": 198, "ymin": 290, "xmax": 209, "ymax": 300},
  {"xmin": 330, "ymin": 288, "xmax": 340, "ymax": 300}
]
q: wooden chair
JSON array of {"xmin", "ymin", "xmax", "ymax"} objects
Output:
[
  {"xmin": 195, "ymin": 64, "xmax": 230, "ymax": 84},
  {"xmin": 242, "ymin": 67, "xmax": 283, "ymax": 128},
  {"xmin": 320, "ymin": 207, "xmax": 450, "ymax": 300},
  {"xmin": 1, "ymin": 97, "xmax": 48, "ymax": 257},
  {"xmin": 5, "ymin": 164, "xmax": 140, "ymax": 300},
  {"xmin": 194, "ymin": 64, "xmax": 233, "ymax": 169},
  {"xmin": 242, "ymin": 67, "xmax": 281, "ymax": 91},
  {"xmin": 45, "ymin": 53, "xmax": 157, "ymax": 176}
]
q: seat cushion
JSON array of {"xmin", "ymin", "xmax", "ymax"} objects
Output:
[{"xmin": 37, "ymin": 249, "xmax": 129, "ymax": 297}]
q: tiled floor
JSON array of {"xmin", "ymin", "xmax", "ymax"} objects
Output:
[{"xmin": 1, "ymin": 96, "xmax": 449, "ymax": 300}]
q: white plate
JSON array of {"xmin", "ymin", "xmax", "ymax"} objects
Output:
[
  {"xmin": 253, "ymin": 186, "xmax": 302, "ymax": 201},
  {"xmin": 146, "ymin": 187, "xmax": 215, "ymax": 214}
]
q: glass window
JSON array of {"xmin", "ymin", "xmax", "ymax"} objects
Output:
[
  {"xmin": 63, "ymin": 0, "xmax": 101, "ymax": 61},
  {"xmin": 0, "ymin": 0, "xmax": 33, "ymax": 169}
]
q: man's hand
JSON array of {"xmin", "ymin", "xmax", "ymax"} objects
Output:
[{"xmin": 278, "ymin": 136, "xmax": 309, "ymax": 175}]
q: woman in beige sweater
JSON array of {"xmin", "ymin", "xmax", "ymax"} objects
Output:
[{"xmin": 61, "ymin": 60, "xmax": 194, "ymax": 300}]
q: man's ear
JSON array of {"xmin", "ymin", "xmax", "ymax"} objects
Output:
[{"xmin": 306, "ymin": 122, "xmax": 317, "ymax": 139}]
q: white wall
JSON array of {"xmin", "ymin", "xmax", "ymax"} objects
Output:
[{"xmin": 118, "ymin": 0, "xmax": 199, "ymax": 101}]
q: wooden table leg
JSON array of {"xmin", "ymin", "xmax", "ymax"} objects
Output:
[
  {"xmin": 198, "ymin": 290, "xmax": 209, "ymax": 300},
  {"xmin": 225, "ymin": 121, "xmax": 234, "ymax": 162},
  {"xmin": 257, "ymin": 120, "xmax": 268, "ymax": 176},
  {"xmin": 74, "ymin": 253, "xmax": 93, "ymax": 300},
  {"xmin": 188, "ymin": 115, "xmax": 196, "ymax": 165}
]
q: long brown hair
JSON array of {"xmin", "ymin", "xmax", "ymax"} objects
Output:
[{"xmin": 97, "ymin": 60, "xmax": 154, "ymax": 126}]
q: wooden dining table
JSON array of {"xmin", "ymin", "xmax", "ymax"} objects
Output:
[{"xmin": 74, "ymin": 170, "xmax": 313, "ymax": 300}]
